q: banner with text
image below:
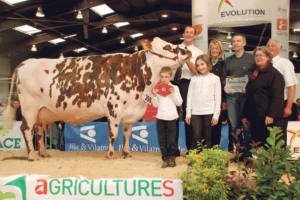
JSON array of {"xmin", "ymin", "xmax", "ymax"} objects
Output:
[
  {"xmin": 287, "ymin": 121, "xmax": 300, "ymax": 159},
  {"xmin": 64, "ymin": 122, "xmax": 187, "ymax": 153},
  {"xmin": 0, "ymin": 121, "xmax": 26, "ymax": 150},
  {"xmin": 207, "ymin": 0, "xmax": 272, "ymax": 27},
  {"xmin": 0, "ymin": 174, "xmax": 183, "ymax": 200},
  {"xmin": 271, "ymin": 0, "xmax": 289, "ymax": 58}
]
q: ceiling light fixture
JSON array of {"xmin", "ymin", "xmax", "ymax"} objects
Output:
[
  {"xmin": 120, "ymin": 37, "xmax": 125, "ymax": 44},
  {"xmin": 36, "ymin": 7, "xmax": 45, "ymax": 18},
  {"xmin": 172, "ymin": 27, "xmax": 178, "ymax": 31},
  {"xmin": 59, "ymin": 53, "xmax": 64, "ymax": 59},
  {"xmin": 76, "ymin": 11, "xmax": 83, "ymax": 19},
  {"xmin": 228, "ymin": 43, "xmax": 233, "ymax": 48},
  {"xmin": 134, "ymin": 46, "xmax": 138, "ymax": 51},
  {"xmin": 102, "ymin": 27, "xmax": 108, "ymax": 33},
  {"xmin": 293, "ymin": 52, "xmax": 298, "ymax": 58},
  {"xmin": 31, "ymin": 44, "xmax": 37, "ymax": 51},
  {"xmin": 227, "ymin": 32, "xmax": 232, "ymax": 39}
]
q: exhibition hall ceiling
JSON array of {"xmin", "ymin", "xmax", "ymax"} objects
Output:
[{"xmin": 0, "ymin": 0, "xmax": 299, "ymax": 69}]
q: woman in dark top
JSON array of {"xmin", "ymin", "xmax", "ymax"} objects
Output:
[
  {"xmin": 242, "ymin": 46, "xmax": 285, "ymax": 146},
  {"xmin": 208, "ymin": 39, "xmax": 228, "ymax": 147}
]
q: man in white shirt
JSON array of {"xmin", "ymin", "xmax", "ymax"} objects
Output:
[
  {"xmin": 267, "ymin": 39, "xmax": 298, "ymax": 144},
  {"xmin": 174, "ymin": 26, "xmax": 203, "ymax": 155}
]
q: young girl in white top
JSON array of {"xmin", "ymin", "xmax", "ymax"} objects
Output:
[{"xmin": 185, "ymin": 54, "xmax": 221, "ymax": 149}]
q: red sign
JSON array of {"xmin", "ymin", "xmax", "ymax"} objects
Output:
[
  {"xmin": 277, "ymin": 19, "xmax": 287, "ymax": 30},
  {"xmin": 154, "ymin": 82, "xmax": 173, "ymax": 97}
]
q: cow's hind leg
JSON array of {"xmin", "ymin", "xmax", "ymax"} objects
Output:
[
  {"xmin": 122, "ymin": 123, "xmax": 133, "ymax": 159},
  {"xmin": 21, "ymin": 116, "xmax": 39, "ymax": 161},
  {"xmin": 106, "ymin": 117, "xmax": 120, "ymax": 160},
  {"xmin": 36, "ymin": 126, "xmax": 50, "ymax": 158}
]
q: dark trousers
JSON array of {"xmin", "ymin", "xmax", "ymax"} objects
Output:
[
  {"xmin": 175, "ymin": 79, "xmax": 193, "ymax": 152},
  {"xmin": 191, "ymin": 114, "xmax": 213, "ymax": 149},
  {"xmin": 273, "ymin": 117, "xmax": 288, "ymax": 146},
  {"xmin": 211, "ymin": 120, "xmax": 221, "ymax": 147},
  {"xmin": 250, "ymin": 117, "xmax": 270, "ymax": 146},
  {"xmin": 156, "ymin": 119, "xmax": 177, "ymax": 161}
]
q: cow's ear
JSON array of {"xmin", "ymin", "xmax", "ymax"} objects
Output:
[{"xmin": 140, "ymin": 39, "xmax": 152, "ymax": 50}]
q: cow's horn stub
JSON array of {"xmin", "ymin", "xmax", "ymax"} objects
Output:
[{"xmin": 140, "ymin": 39, "xmax": 152, "ymax": 50}]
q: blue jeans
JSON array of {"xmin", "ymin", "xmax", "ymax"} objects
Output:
[{"xmin": 226, "ymin": 93, "xmax": 251, "ymax": 158}]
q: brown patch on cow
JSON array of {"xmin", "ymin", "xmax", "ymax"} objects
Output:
[
  {"xmin": 44, "ymin": 70, "xmax": 49, "ymax": 74},
  {"xmin": 20, "ymin": 116, "xmax": 30, "ymax": 132},
  {"xmin": 135, "ymin": 94, "xmax": 139, "ymax": 100},
  {"xmin": 107, "ymin": 101, "xmax": 115, "ymax": 118},
  {"xmin": 40, "ymin": 88, "xmax": 44, "ymax": 93},
  {"xmin": 17, "ymin": 79, "xmax": 20, "ymax": 85},
  {"xmin": 115, "ymin": 104, "xmax": 118, "ymax": 108},
  {"xmin": 52, "ymin": 69, "xmax": 57, "ymax": 73},
  {"xmin": 63, "ymin": 102, "xmax": 67, "ymax": 110},
  {"xmin": 109, "ymin": 151, "xmax": 113, "ymax": 156},
  {"xmin": 49, "ymin": 51, "xmax": 152, "ymax": 110},
  {"xmin": 115, "ymin": 124, "xmax": 118, "ymax": 127},
  {"xmin": 110, "ymin": 138, "xmax": 115, "ymax": 147},
  {"xmin": 107, "ymin": 118, "xmax": 113, "ymax": 138},
  {"xmin": 123, "ymin": 101, "xmax": 127, "ymax": 105},
  {"xmin": 124, "ymin": 127, "xmax": 128, "ymax": 132},
  {"xmin": 109, "ymin": 96, "xmax": 112, "ymax": 100}
]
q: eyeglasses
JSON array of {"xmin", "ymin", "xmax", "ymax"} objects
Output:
[{"xmin": 255, "ymin": 54, "xmax": 266, "ymax": 58}]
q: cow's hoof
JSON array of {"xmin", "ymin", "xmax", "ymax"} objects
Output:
[
  {"xmin": 39, "ymin": 151, "xmax": 51, "ymax": 158},
  {"xmin": 122, "ymin": 151, "xmax": 132, "ymax": 159},
  {"xmin": 106, "ymin": 151, "xmax": 117, "ymax": 160},
  {"xmin": 28, "ymin": 152, "xmax": 39, "ymax": 161}
]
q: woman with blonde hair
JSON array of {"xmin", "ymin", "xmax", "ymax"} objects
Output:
[{"xmin": 208, "ymin": 39, "xmax": 228, "ymax": 148}]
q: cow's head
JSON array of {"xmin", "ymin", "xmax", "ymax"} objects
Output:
[{"xmin": 140, "ymin": 37, "xmax": 191, "ymax": 70}]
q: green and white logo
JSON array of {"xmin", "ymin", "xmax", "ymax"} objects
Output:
[{"xmin": 0, "ymin": 176, "xmax": 26, "ymax": 200}]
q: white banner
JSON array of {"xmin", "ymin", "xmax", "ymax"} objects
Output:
[
  {"xmin": 192, "ymin": 0, "xmax": 208, "ymax": 52},
  {"xmin": 0, "ymin": 121, "xmax": 26, "ymax": 150},
  {"xmin": 207, "ymin": 0, "xmax": 272, "ymax": 27},
  {"xmin": 287, "ymin": 121, "xmax": 300, "ymax": 159},
  {"xmin": 0, "ymin": 175, "xmax": 183, "ymax": 200},
  {"xmin": 271, "ymin": 0, "xmax": 290, "ymax": 58}
]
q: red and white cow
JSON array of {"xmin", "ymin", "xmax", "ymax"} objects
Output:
[{"xmin": 4, "ymin": 37, "xmax": 190, "ymax": 161}]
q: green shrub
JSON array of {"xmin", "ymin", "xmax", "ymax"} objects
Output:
[{"xmin": 180, "ymin": 143, "xmax": 230, "ymax": 200}]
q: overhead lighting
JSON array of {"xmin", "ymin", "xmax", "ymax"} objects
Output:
[
  {"xmin": 120, "ymin": 37, "xmax": 125, "ymax": 44},
  {"xmin": 64, "ymin": 34, "xmax": 76, "ymax": 38},
  {"xmin": 130, "ymin": 33, "xmax": 143, "ymax": 39},
  {"xmin": 113, "ymin": 22, "xmax": 130, "ymax": 28},
  {"xmin": 59, "ymin": 53, "xmax": 64, "ymax": 59},
  {"xmin": 31, "ymin": 44, "xmax": 37, "ymax": 52},
  {"xmin": 180, "ymin": 37, "xmax": 184, "ymax": 40},
  {"xmin": 294, "ymin": 29, "xmax": 300, "ymax": 32},
  {"xmin": 91, "ymin": 4, "xmax": 114, "ymax": 16},
  {"xmin": 76, "ymin": 10, "xmax": 83, "ymax": 19},
  {"xmin": 36, "ymin": 7, "xmax": 45, "ymax": 18},
  {"xmin": 289, "ymin": 41, "xmax": 299, "ymax": 44},
  {"xmin": 2, "ymin": 0, "xmax": 27, "ymax": 4},
  {"xmin": 49, "ymin": 38, "xmax": 65, "ymax": 44},
  {"xmin": 293, "ymin": 52, "xmax": 298, "ymax": 58},
  {"xmin": 172, "ymin": 27, "xmax": 178, "ymax": 31},
  {"xmin": 162, "ymin": 14, "xmax": 168, "ymax": 18},
  {"xmin": 73, "ymin": 47, "xmax": 87, "ymax": 53},
  {"xmin": 102, "ymin": 27, "xmax": 108, "ymax": 34},
  {"xmin": 134, "ymin": 46, "xmax": 138, "ymax": 51},
  {"xmin": 227, "ymin": 32, "xmax": 232, "ymax": 39},
  {"xmin": 228, "ymin": 44, "xmax": 233, "ymax": 48},
  {"xmin": 13, "ymin": 25, "xmax": 41, "ymax": 35}
]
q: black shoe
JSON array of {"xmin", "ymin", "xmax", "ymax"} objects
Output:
[
  {"xmin": 161, "ymin": 160, "xmax": 170, "ymax": 168},
  {"xmin": 176, "ymin": 150, "xmax": 181, "ymax": 157},
  {"xmin": 169, "ymin": 157, "xmax": 176, "ymax": 167}
]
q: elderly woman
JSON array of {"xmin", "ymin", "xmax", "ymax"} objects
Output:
[
  {"xmin": 208, "ymin": 39, "xmax": 228, "ymax": 147},
  {"xmin": 242, "ymin": 46, "xmax": 285, "ymax": 146}
]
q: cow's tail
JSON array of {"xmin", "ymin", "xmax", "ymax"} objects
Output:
[{"xmin": 2, "ymin": 69, "xmax": 17, "ymax": 130}]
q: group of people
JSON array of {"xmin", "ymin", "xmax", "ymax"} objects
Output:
[{"xmin": 153, "ymin": 25, "xmax": 298, "ymax": 168}]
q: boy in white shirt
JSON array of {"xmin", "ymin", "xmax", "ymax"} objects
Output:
[{"xmin": 152, "ymin": 67, "xmax": 183, "ymax": 168}]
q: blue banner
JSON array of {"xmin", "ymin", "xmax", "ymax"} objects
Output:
[{"xmin": 65, "ymin": 122, "xmax": 187, "ymax": 152}]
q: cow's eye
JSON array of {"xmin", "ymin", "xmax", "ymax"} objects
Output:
[{"xmin": 163, "ymin": 45, "xmax": 172, "ymax": 51}]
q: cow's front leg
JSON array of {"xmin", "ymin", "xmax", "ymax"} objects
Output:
[
  {"xmin": 122, "ymin": 123, "xmax": 133, "ymax": 159},
  {"xmin": 106, "ymin": 117, "xmax": 120, "ymax": 160},
  {"xmin": 36, "ymin": 126, "xmax": 50, "ymax": 158}
]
